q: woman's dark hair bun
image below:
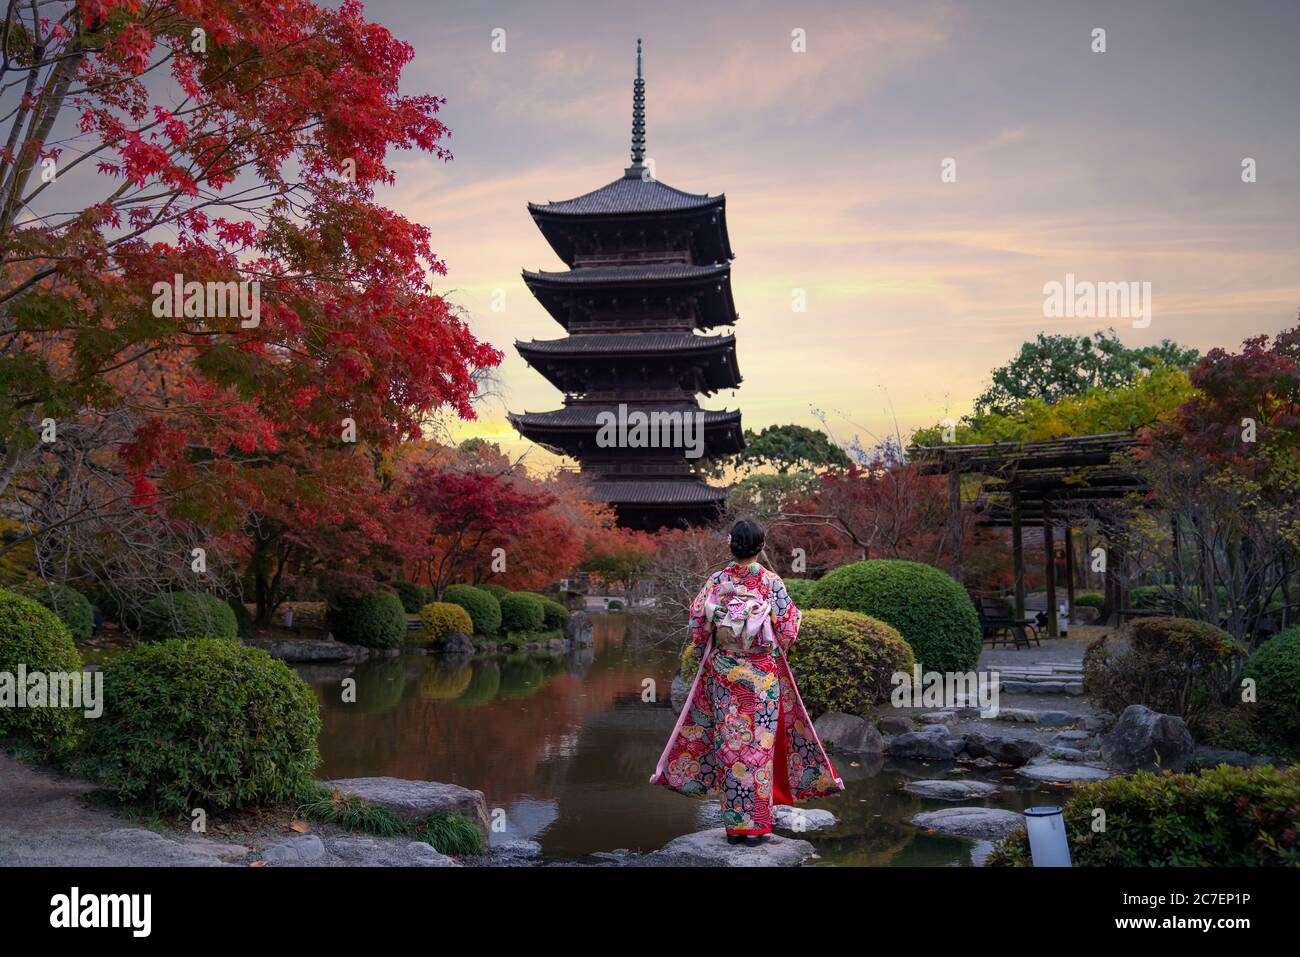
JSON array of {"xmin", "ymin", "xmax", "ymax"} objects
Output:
[{"xmin": 729, "ymin": 518, "xmax": 765, "ymax": 560}]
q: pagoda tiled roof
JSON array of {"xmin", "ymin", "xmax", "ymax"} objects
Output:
[
  {"xmin": 528, "ymin": 175, "xmax": 722, "ymax": 217},
  {"xmin": 509, "ymin": 404, "xmax": 741, "ymax": 429},
  {"xmin": 587, "ymin": 478, "xmax": 728, "ymax": 505},
  {"xmin": 516, "ymin": 332, "xmax": 734, "ymax": 356},
  {"xmin": 522, "ymin": 263, "xmax": 728, "ymax": 286}
]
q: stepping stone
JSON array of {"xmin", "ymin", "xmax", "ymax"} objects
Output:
[
  {"xmin": 886, "ymin": 732, "xmax": 958, "ymax": 761},
  {"xmin": 920, "ymin": 711, "xmax": 956, "ymax": 724},
  {"xmin": 327, "ymin": 837, "xmax": 460, "ymax": 867},
  {"xmin": 878, "ymin": 716, "xmax": 914, "ymax": 735},
  {"xmin": 1053, "ymin": 730, "xmax": 1091, "ymax": 745},
  {"xmin": 1038, "ymin": 711, "xmax": 1077, "ymax": 727},
  {"xmin": 919, "ymin": 723, "xmax": 950, "ymax": 736},
  {"xmin": 773, "ymin": 805, "xmax": 837, "ymax": 832},
  {"xmin": 261, "ymin": 834, "xmax": 325, "ymax": 865},
  {"xmin": 324, "ymin": 776, "xmax": 490, "ymax": 845},
  {"xmin": 1063, "ymin": 684, "xmax": 1085, "ymax": 696},
  {"xmin": 1017, "ymin": 762, "xmax": 1110, "ymax": 784},
  {"xmin": 903, "ymin": 779, "xmax": 999, "ymax": 801},
  {"xmin": 652, "ymin": 828, "xmax": 815, "ymax": 867},
  {"xmin": 911, "ymin": 807, "xmax": 1024, "ymax": 840},
  {"xmin": 995, "ymin": 708, "xmax": 1041, "ymax": 723},
  {"xmin": 1050, "ymin": 747, "xmax": 1085, "ymax": 762},
  {"xmin": 813, "ymin": 712, "xmax": 883, "ymax": 754}
]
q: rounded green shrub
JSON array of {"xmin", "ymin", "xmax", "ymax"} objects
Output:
[
  {"xmin": 499, "ymin": 592, "xmax": 545, "ymax": 633},
  {"xmin": 442, "ymin": 584, "xmax": 502, "ymax": 636},
  {"xmin": 419, "ymin": 602, "xmax": 474, "ymax": 645},
  {"xmin": 1245, "ymin": 627, "xmax": 1300, "ymax": 755},
  {"xmin": 24, "ymin": 583, "xmax": 94, "ymax": 642},
  {"xmin": 327, "ymin": 592, "xmax": 406, "ymax": 649},
  {"xmin": 393, "ymin": 581, "xmax": 429, "ymax": 614},
  {"xmin": 481, "ymin": 583, "xmax": 510, "ymax": 601},
  {"xmin": 139, "ymin": 592, "xmax": 238, "ymax": 642},
  {"xmin": 987, "ymin": 764, "xmax": 1300, "ymax": 867},
  {"xmin": 808, "ymin": 560, "xmax": 981, "ymax": 673},
  {"xmin": 607, "ymin": 598, "xmax": 625, "ymax": 611},
  {"xmin": 88, "ymin": 639, "xmax": 321, "ymax": 811},
  {"xmin": 787, "ymin": 609, "xmax": 915, "ymax": 718},
  {"xmin": 538, "ymin": 596, "xmax": 569, "ymax": 629},
  {"xmin": 1083, "ymin": 617, "xmax": 1246, "ymax": 720},
  {"xmin": 782, "ymin": 577, "xmax": 816, "ymax": 609},
  {"xmin": 1074, "ymin": 592, "xmax": 1105, "ymax": 610},
  {"xmin": 0, "ymin": 587, "xmax": 83, "ymax": 751}
]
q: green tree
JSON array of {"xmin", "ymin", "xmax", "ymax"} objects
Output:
[{"xmin": 973, "ymin": 330, "xmax": 1199, "ymax": 418}]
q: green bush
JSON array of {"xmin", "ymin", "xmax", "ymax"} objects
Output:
[
  {"xmin": 480, "ymin": 583, "xmax": 510, "ymax": 601},
  {"xmin": 1188, "ymin": 705, "xmax": 1267, "ymax": 755},
  {"xmin": 679, "ymin": 641, "xmax": 701, "ymax": 684},
  {"xmin": 393, "ymin": 581, "xmax": 429, "ymax": 614},
  {"xmin": 442, "ymin": 584, "xmax": 502, "ymax": 636},
  {"xmin": 783, "ymin": 577, "xmax": 816, "ymax": 608},
  {"xmin": 227, "ymin": 597, "xmax": 253, "ymax": 639},
  {"xmin": 88, "ymin": 639, "xmax": 321, "ymax": 812},
  {"xmin": 1245, "ymin": 627, "xmax": 1300, "ymax": 755},
  {"xmin": 987, "ymin": 765, "xmax": 1300, "ymax": 867},
  {"xmin": 499, "ymin": 592, "xmax": 545, "ymax": 633},
  {"xmin": 139, "ymin": 592, "xmax": 238, "ymax": 642},
  {"xmin": 808, "ymin": 560, "xmax": 981, "ymax": 673},
  {"xmin": 538, "ymin": 596, "xmax": 569, "ymax": 629},
  {"xmin": 0, "ymin": 587, "xmax": 83, "ymax": 752},
  {"xmin": 607, "ymin": 598, "xmax": 625, "ymax": 611},
  {"xmin": 24, "ymin": 583, "xmax": 94, "ymax": 642},
  {"xmin": 419, "ymin": 602, "xmax": 474, "ymax": 645},
  {"xmin": 787, "ymin": 609, "xmax": 915, "ymax": 718},
  {"xmin": 1074, "ymin": 592, "xmax": 1105, "ymax": 610},
  {"xmin": 327, "ymin": 592, "xmax": 406, "ymax": 649},
  {"xmin": 1083, "ymin": 617, "xmax": 1245, "ymax": 720}
]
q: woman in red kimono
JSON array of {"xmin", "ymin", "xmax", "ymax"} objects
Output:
[{"xmin": 651, "ymin": 519, "xmax": 844, "ymax": 846}]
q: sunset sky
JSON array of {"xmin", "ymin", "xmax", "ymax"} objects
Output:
[{"xmin": 366, "ymin": 0, "xmax": 1300, "ymax": 468}]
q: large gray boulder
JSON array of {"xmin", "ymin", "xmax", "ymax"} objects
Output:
[
  {"xmin": 439, "ymin": 632, "xmax": 474, "ymax": 656},
  {"xmin": 565, "ymin": 611, "xmax": 595, "ymax": 646},
  {"xmin": 904, "ymin": 779, "xmax": 999, "ymax": 801},
  {"xmin": 652, "ymin": 828, "xmax": 815, "ymax": 866},
  {"xmin": 1101, "ymin": 705, "xmax": 1194, "ymax": 773},
  {"xmin": 245, "ymin": 636, "xmax": 365, "ymax": 662},
  {"xmin": 813, "ymin": 712, "xmax": 884, "ymax": 754},
  {"xmin": 886, "ymin": 731, "xmax": 957, "ymax": 761},
  {"xmin": 323, "ymin": 777, "xmax": 490, "ymax": 845},
  {"xmin": 773, "ymin": 805, "xmax": 838, "ymax": 832},
  {"xmin": 878, "ymin": 715, "xmax": 914, "ymax": 735},
  {"xmin": 911, "ymin": 807, "xmax": 1024, "ymax": 840},
  {"xmin": 960, "ymin": 731, "xmax": 1042, "ymax": 766}
]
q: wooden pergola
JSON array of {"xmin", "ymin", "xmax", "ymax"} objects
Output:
[{"xmin": 912, "ymin": 432, "xmax": 1144, "ymax": 638}]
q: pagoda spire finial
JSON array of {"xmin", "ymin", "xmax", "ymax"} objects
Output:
[{"xmin": 625, "ymin": 38, "xmax": 647, "ymax": 179}]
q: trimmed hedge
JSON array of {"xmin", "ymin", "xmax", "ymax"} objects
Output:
[
  {"xmin": 419, "ymin": 602, "xmax": 474, "ymax": 645},
  {"xmin": 782, "ymin": 577, "xmax": 816, "ymax": 609},
  {"xmin": 1245, "ymin": 627, "xmax": 1300, "ymax": 755},
  {"xmin": 393, "ymin": 581, "xmax": 429, "ymax": 614},
  {"xmin": 327, "ymin": 592, "xmax": 407, "ymax": 649},
  {"xmin": 987, "ymin": 765, "xmax": 1300, "ymax": 867},
  {"xmin": 442, "ymin": 584, "xmax": 502, "ymax": 637},
  {"xmin": 538, "ymin": 596, "xmax": 569, "ymax": 629},
  {"xmin": 0, "ymin": 587, "xmax": 83, "ymax": 751},
  {"xmin": 25, "ymin": 583, "xmax": 94, "ymax": 642},
  {"xmin": 88, "ymin": 639, "xmax": 321, "ymax": 812},
  {"xmin": 499, "ymin": 592, "xmax": 545, "ymax": 633},
  {"xmin": 139, "ymin": 592, "xmax": 238, "ymax": 642},
  {"xmin": 787, "ymin": 609, "xmax": 915, "ymax": 718},
  {"xmin": 1073, "ymin": 592, "xmax": 1105, "ymax": 610},
  {"xmin": 808, "ymin": 560, "xmax": 981, "ymax": 673},
  {"xmin": 1083, "ymin": 617, "xmax": 1245, "ymax": 721},
  {"xmin": 480, "ymin": 583, "xmax": 510, "ymax": 601}
]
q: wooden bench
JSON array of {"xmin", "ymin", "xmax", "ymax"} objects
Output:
[{"xmin": 975, "ymin": 596, "xmax": 1040, "ymax": 650}]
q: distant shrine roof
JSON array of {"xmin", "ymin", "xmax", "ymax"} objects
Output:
[{"xmin": 528, "ymin": 175, "xmax": 722, "ymax": 217}]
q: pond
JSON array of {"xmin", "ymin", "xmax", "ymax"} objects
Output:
[{"xmin": 299, "ymin": 613, "xmax": 1050, "ymax": 865}]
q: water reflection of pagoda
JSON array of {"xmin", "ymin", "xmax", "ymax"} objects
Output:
[{"xmin": 508, "ymin": 40, "xmax": 744, "ymax": 531}]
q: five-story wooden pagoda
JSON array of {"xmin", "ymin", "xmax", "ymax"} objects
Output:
[{"xmin": 509, "ymin": 40, "xmax": 744, "ymax": 530}]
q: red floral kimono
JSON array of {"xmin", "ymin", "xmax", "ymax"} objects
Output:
[{"xmin": 650, "ymin": 561, "xmax": 844, "ymax": 835}]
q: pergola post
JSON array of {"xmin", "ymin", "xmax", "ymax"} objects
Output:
[
  {"xmin": 1043, "ymin": 503, "xmax": 1058, "ymax": 638},
  {"xmin": 1064, "ymin": 524, "xmax": 1077, "ymax": 617},
  {"xmin": 1011, "ymin": 490, "xmax": 1026, "ymax": 619},
  {"xmin": 948, "ymin": 467, "xmax": 963, "ymax": 584}
]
